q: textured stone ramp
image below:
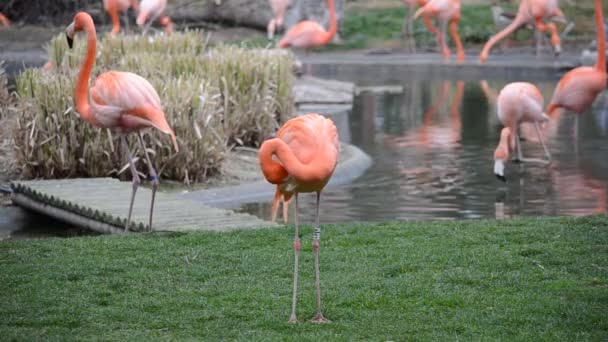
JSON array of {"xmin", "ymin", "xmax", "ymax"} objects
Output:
[{"xmin": 10, "ymin": 178, "xmax": 275, "ymax": 234}]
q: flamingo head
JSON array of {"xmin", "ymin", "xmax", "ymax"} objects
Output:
[
  {"xmin": 493, "ymin": 127, "xmax": 512, "ymax": 183},
  {"xmin": 66, "ymin": 12, "xmax": 94, "ymax": 49}
]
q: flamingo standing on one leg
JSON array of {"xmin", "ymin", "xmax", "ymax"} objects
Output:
[
  {"xmin": 546, "ymin": 0, "xmax": 607, "ymax": 139},
  {"xmin": 0, "ymin": 12, "xmax": 10, "ymax": 27},
  {"xmin": 103, "ymin": 0, "xmax": 139, "ymax": 36},
  {"xmin": 493, "ymin": 82, "xmax": 551, "ymax": 182},
  {"xmin": 137, "ymin": 0, "xmax": 173, "ymax": 35},
  {"xmin": 414, "ymin": 0, "xmax": 465, "ymax": 62},
  {"xmin": 65, "ymin": 12, "xmax": 178, "ymax": 231},
  {"xmin": 278, "ymin": 0, "xmax": 336, "ymax": 75},
  {"xmin": 480, "ymin": 0, "xmax": 564, "ymax": 63},
  {"xmin": 259, "ymin": 113, "xmax": 339, "ymax": 324},
  {"xmin": 267, "ymin": 0, "xmax": 290, "ymax": 39}
]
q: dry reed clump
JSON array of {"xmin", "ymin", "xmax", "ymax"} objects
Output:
[{"xmin": 14, "ymin": 31, "xmax": 295, "ymax": 183}]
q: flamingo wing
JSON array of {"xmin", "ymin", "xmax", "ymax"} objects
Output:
[
  {"xmin": 549, "ymin": 67, "xmax": 606, "ymax": 114},
  {"xmin": 279, "ymin": 21, "xmax": 327, "ymax": 48}
]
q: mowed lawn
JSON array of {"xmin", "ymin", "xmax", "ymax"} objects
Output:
[{"xmin": 1, "ymin": 215, "xmax": 607, "ymax": 340}]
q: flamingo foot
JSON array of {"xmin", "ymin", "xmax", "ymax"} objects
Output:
[
  {"xmin": 288, "ymin": 314, "xmax": 298, "ymax": 323},
  {"xmin": 311, "ymin": 313, "xmax": 330, "ymax": 323}
]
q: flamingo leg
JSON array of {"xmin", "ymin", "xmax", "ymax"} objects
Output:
[
  {"xmin": 123, "ymin": 12, "xmax": 130, "ymax": 34},
  {"xmin": 121, "ymin": 135, "xmax": 141, "ymax": 232},
  {"xmin": 440, "ymin": 19, "xmax": 450, "ymax": 60},
  {"xmin": 534, "ymin": 122, "xmax": 552, "ymax": 163},
  {"xmin": 449, "ymin": 19, "xmax": 464, "ymax": 62},
  {"xmin": 534, "ymin": 17, "xmax": 561, "ymax": 56},
  {"xmin": 514, "ymin": 132, "xmax": 524, "ymax": 163},
  {"xmin": 288, "ymin": 193, "xmax": 300, "ymax": 323},
  {"xmin": 268, "ymin": 18, "xmax": 277, "ymax": 39},
  {"xmin": 142, "ymin": 13, "xmax": 161, "ymax": 35},
  {"xmin": 311, "ymin": 191, "xmax": 329, "ymax": 323},
  {"xmin": 137, "ymin": 132, "xmax": 159, "ymax": 232}
]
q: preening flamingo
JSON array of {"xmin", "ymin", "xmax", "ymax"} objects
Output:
[
  {"xmin": 65, "ymin": 12, "xmax": 178, "ymax": 231},
  {"xmin": 103, "ymin": 0, "xmax": 138, "ymax": 36},
  {"xmin": 414, "ymin": 0, "xmax": 464, "ymax": 62},
  {"xmin": 259, "ymin": 113, "xmax": 339, "ymax": 323},
  {"xmin": 278, "ymin": 0, "xmax": 336, "ymax": 74},
  {"xmin": 546, "ymin": 0, "xmax": 607, "ymax": 138},
  {"xmin": 480, "ymin": 0, "xmax": 564, "ymax": 63},
  {"xmin": 493, "ymin": 82, "xmax": 550, "ymax": 182},
  {"xmin": 267, "ymin": 0, "xmax": 290, "ymax": 39},
  {"xmin": 137, "ymin": 0, "xmax": 173, "ymax": 35},
  {"xmin": 0, "ymin": 12, "xmax": 10, "ymax": 27}
]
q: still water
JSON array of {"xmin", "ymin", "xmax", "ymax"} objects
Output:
[{"xmin": 240, "ymin": 72, "xmax": 608, "ymax": 223}]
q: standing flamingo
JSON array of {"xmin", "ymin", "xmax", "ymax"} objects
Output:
[
  {"xmin": 267, "ymin": 0, "xmax": 290, "ymax": 39},
  {"xmin": 414, "ymin": 0, "xmax": 465, "ymax": 62},
  {"xmin": 65, "ymin": 12, "xmax": 178, "ymax": 231},
  {"xmin": 0, "ymin": 12, "xmax": 10, "ymax": 27},
  {"xmin": 493, "ymin": 82, "xmax": 551, "ymax": 182},
  {"xmin": 480, "ymin": 0, "xmax": 564, "ymax": 63},
  {"xmin": 402, "ymin": 0, "xmax": 446, "ymax": 54},
  {"xmin": 103, "ymin": 0, "xmax": 138, "ymax": 36},
  {"xmin": 137, "ymin": 0, "xmax": 173, "ymax": 35},
  {"xmin": 546, "ymin": 0, "xmax": 607, "ymax": 138},
  {"xmin": 259, "ymin": 113, "xmax": 339, "ymax": 323},
  {"xmin": 278, "ymin": 0, "xmax": 336, "ymax": 74}
]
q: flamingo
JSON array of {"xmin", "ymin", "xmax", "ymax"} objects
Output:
[
  {"xmin": 103, "ymin": 0, "xmax": 139, "ymax": 36},
  {"xmin": 137, "ymin": 0, "xmax": 173, "ymax": 35},
  {"xmin": 402, "ymin": 0, "xmax": 447, "ymax": 55},
  {"xmin": 259, "ymin": 113, "xmax": 339, "ymax": 324},
  {"xmin": 546, "ymin": 0, "xmax": 607, "ymax": 139},
  {"xmin": 414, "ymin": 0, "xmax": 465, "ymax": 62},
  {"xmin": 493, "ymin": 82, "xmax": 551, "ymax": 182},
  {"xmin": 480, "ymin": 0, "xmax": 564, "ymax": 63},
  {"xmin": 65, "ymin": 12, "xmax": 179, "ymax": 231},
  {"xmin": 0, "ymin": 12, "xmax": 10, "ymax": 27},
  {"xmin": 278, "ymin": 0, "xmax": 336, "ymax": 74},
  {"xmin": 267, "ymin": 0, "xmax": 290, "ymax": 39}
]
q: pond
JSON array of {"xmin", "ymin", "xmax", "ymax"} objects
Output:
[{"xmin": 239, "ymin": 64, "xmax": 608, "ymax": 223}]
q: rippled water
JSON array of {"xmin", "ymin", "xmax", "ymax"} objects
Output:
[{"xmin": 240, "ymin": 71, "xmax": 608, "ymax": 223}]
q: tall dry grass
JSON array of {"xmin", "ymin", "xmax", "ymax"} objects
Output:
[{"xmin": 14, "ymin": 31, "xmax": 295, "ymax": 183}]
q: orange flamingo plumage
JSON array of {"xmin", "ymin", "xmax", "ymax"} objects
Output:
[
  {"xmin": 546, "ymin": 0, "xmax": 607, "ymax": 138},
  {"xmin": 267, "ymin": 0, "xmax": 290, "ymax": 39},
  {"xmin": 278, "ymin": 0, "xmax": 336, "ymax": 74},
  {"xmin": 0, "ymin": 12, "xmax": 10, "ymax": 27},
  {"xmin": 414, "ymin": 0, "xmax": 465, "ymax": 62},
  {"xmin": 137, "ymin": 0, "xmax": 173, "ymax": 35},
  {"xmin": 493, "ymin": 82, "xmax": 550, "ymax": 182},
  {"xmin": 103, "ymin": 0, "xmax": 138, "ymax": 36},
  {"xmin": 66, "ymin": 12, "xmax": 178, "ymax": 231},
  {"xmin": 480, "ymin": 0, "xmax": 564, "ymax": 63},
  {"xmin": 259, "ymin": 113, "xmax": 339, "ymax": 323}
]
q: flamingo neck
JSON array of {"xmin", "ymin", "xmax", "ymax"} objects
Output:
[
  {"xmin": 321, "ymin": 0, "xmax": 337, "ymax": 45},
  {"xmin": 260, "ymin": 138, "xmax": 318, "ymax": 184},
  {"xmin": 494, "ymin": 127, "xmax": 512, "ymax": 161},
  {"xmin": 595, "ymin": 0, "xmax": 606, "ymax": 73},
  {"xmin": 75, "ymin": 18, "xmax": 98, "ymax": 126}
]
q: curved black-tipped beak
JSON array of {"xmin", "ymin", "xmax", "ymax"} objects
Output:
[
  {"xmin": 66, "ymin": 35, "xmax": 74, "ymax": 49},
  {"xmin": 495, "ymin": 174, "xmax": 507, "ymax": 183}
]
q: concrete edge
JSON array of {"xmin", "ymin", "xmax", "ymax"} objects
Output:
[{"xmin": 179, "ymin": 142, "xmax": 372, "ymax": 208}]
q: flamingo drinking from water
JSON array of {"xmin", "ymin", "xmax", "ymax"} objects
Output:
[
  {"xmin": 103, "ymin": 0, "xmax": 138, "ymax": 36},
  {"xmin": 480, "ymin": 0, "xmax": 564, "ymax": 63},
  {"xmin": 414, "ymin": 0, "xmax": 465, "ymax": 62},
  {"xmin": 546, "ymin": 0, "xmax": 607, "ymax": 138},
  {"xmin": 137, "ymin": 0, "xmax": 173, "ymax": 35},
  {"xmin": 259, "ymin": 113, "xmax": 339, "ymax": 323},
  {"xmin": 278, "ymin": 0, "xmax": 336, "ymax": 74},
  {"xmin": 267, "ymin": 0, "xmax": 290, "ymax": 39},
  {"xmin": 493, "ymin": 82, "xmax": 551, "ymax": 182},
  {"xmin": 65, "ymin": 12, "xmax": 178, "ymax": 231}
]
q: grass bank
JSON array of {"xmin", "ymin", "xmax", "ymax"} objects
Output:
[{"xmin": 1, "ymin": 215, "xmax": 607, "ymax": 340}]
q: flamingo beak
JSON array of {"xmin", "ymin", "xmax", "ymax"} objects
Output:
[
  {"xmin": 65, "ymin": 22, "xmax": 75, "ymax": 49},
  {"xmin": 494, "ymin": 160, "xmax": 506, "ymax": 183}
]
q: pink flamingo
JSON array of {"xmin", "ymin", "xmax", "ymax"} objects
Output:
[
  {"xmin": 0, "ymin": 12, "xmax": 10, "ymax": 27},
  {"xmin": 493, "ymin": 82, "xmax": 551, "ymax": 182},
  {"xmin": 137, "ymin": 0, "xmax": 173, "ymax": 35},
  {"xmin": 267, "ymin": 0, "xmax": 290, "ymax": 39},
  {"xmin": 402, "ymin": 0, "xmax": 447, "ymax": 54},
  {"xmin": 65, "ymin": 12, "xmax": 178, "ymax": 231},
  {"xmin": 414, "ymin": 0, "xmax": 465, "ymax": 62},
  {"xmin": 103, "ymin": 0, "xmax": 139, "ymax": 36},
  {"xmin": 259, "ymin": 113, "xmax": 339, "ymax": 323},
  {"xmin": 480, "ymin": 0, "xmax": 564, "ymax": 63},
  {"xmin": 278, "ymin": 0, "xmax": 336, "ymax": 74},
  {"xmin": 546, "ymin": 0, "xmax": 606, "ymax": 138}
]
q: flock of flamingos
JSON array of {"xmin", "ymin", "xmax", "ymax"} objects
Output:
[{"xmin": 0, "ymin": 0, "xmax": 607, "ymax": 323}]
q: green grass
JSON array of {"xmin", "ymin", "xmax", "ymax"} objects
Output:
[{"xmin": 1, "ymin": 215, "xmax": 607, "ymax": 340}]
